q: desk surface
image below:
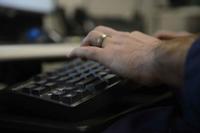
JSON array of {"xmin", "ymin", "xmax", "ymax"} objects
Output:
[
  {"xmin": 0, "ymin": 105, "xmax": 109, "ymax": 133},
  {"xmin": 0, "ymin": 43, "xmax": 79, "ymax": 61},
  {"xmin": 0, "ymin": 85, "xmax": 173, "ymax": 133}
]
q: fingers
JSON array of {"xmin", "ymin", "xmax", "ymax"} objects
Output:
[
  {"xmin": 81, "ymin": 26, "xmax": 115, "ymax": 47},
  {"xmin": 81, "ymin": 30, "xmax": 102, "ymax": 46},
  {"xmin": 68, "ymin": 26, "xmax": 116, "ymax": 65},
  {"xmin": 68, "ymin": 46, "xmax": 105, "ymax": 63}
]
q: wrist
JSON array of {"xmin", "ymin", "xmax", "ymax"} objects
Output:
[
  {"xmin": 137, "ymin": 41, "xmax": 162, "ymax": 85},
  {"xmin": 146, "ymin": 42, "xmax": 163, "ymax": 85},
  {"xmin": 153, "ymin": 36, "xmax": 198, "ymax": 87}
]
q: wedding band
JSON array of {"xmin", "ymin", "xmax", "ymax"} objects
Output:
[{"xmin": 96, "ymin": 34, "xmax": 110, "ymax": 47}]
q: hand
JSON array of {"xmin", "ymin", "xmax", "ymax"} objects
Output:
[
  {"xmin": 68, "ymin": 26, "xmax": 161, "ymax": 85},
  {"xmin": 154, "ymin": 31, "xmax": 193, "ymax": 40}
]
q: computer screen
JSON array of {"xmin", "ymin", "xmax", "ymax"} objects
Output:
[{"xmin": 0, "ymin": 0, "xmax": 56, "ymax": 14}]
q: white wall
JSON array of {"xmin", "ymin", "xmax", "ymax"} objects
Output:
[
  {"xmin": 57, "ymin": 0, "xmax": 170, "ymax": 33},
  {"xmin": 58, "ymin": 0, "xmax": 137, "ymax": 19},
  {"xmin": 158, "ymin": 6, "xmax": 200, "ymax": 32},
  {"xmin": 58, "ymin": 0, "xmax": 200, "ymax": 34},
  {"xmin": 58, "ymin": 0, "xmax": 83, "ymax": 17}
]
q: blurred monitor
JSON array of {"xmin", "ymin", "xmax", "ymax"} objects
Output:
[{"xmin": 0, "ymin": 0, "xmax": 56, "ymax": 14}]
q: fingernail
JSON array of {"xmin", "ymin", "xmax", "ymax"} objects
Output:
[{"xmin": 66, "ymin": 52, "xmax": 72, "ymax": 58}]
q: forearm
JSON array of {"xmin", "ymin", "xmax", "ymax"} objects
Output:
[{"xmin": 153, "ymin": 35, "xmax": 199, "ymax": 87}]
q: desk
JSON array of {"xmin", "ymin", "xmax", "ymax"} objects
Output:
[
  {"xmin": 0, "ymin": 103, "xmax": 120, "ymax": 133},
  {"xmin": 0, "ymin": 43, "xmax": 79, "ymax": 61},
  {"xmin": 0, "ymin": 85, "xmax": 173, "ymax": 133}
]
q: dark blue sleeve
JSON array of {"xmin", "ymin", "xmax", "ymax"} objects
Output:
[{"xmin": 181, "ymin": 37, "xmax": 200, "ymax": 128}]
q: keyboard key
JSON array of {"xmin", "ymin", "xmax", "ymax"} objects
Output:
[
  {"xmin": 76, "ymin": 77, "xmax": 98, "ymax": 88},
  {"xmin": 71, "ymin": 58, "xmax": 83, "ymax": 65},
  {"xmin": 57, "ymin": 71, "xmax": 68, "ymax": 77},
  {"xmin": 35, "ymin": 80, "xmax": 48, "ymax": 85},
  {"xmin": 65, "ymin": 69, "xmax": 76, "ymax": 74},
  {"xmin": 22, "ymin": 84, "xmax": 37, "ymax": 93},
  {"xmin": 96, "ymin": 71, "xmax": 107, "ymax": 78},
  {"xmin": 74, "ymin": 65, "xmax": 85, "ymax": 71},
  {"xmin": 68, "ymin": 72, "xmax": 81, "ymax": 78},
  {"xmin": 102, "ymin": 74, "xmax": 119, "ymax": 84},
  {"xmin": 32, "ymin": 87, "xmax": 49, "ymax": 95},
  {"xmin": 82, "ymin": 72, "xmax": 93, "ymax": 78},
  {"xmin": 79, "ymin": 69, "xmax": 90, "ymax": 74},
  {"xmin": 57, "ymin": 76, "xmax": 71, "ymax": 83},
  {"xmin": 57, "ymin": 86, "xmax": 75, "ymax": 93},
  {"xmin": 81, "ymin": 61, "xmax": 94, "ymax": 67},
  {"xmin": 89, "ymin": 63, "xmax": 100, "ymax": 70},
  {"xmin": 44, "ymin": 82, "xmax": 56, "ymax": 89},
  {"xmin": 51, "ymin": 89, "xmax": 66, "ymax": 100},
  {"xmin": 86, "ymin": 80, "xmax": 107, "ymax": 91},
  {"xmin": 70, "ymin": 76, "xmax": 84, "ymax": 83},
  {"xmin": 62, "ymin": 92, "xmax": 81, "ymax": 104},
  {"xmin": 75, "ymin": 88, "xmax": 90, "ymax": 97},
  {"xmin": 90, "ymin": 67, "xmax": 103, "ymax": 74},
  {"xmin": 57, "ymin": 69, "xmax": 75, "ymax": 77},
  {"xmin": 48, "ymin": 75, "xmax": 59, "ymax": 81}
]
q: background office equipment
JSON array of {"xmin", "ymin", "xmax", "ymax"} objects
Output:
[
  {"xmin": 0, "ymin": 0, "xmax": 64, "ymax": 86},
  {"xmin": 0, "ymin": 43, "xmax": 79, "ymax": 61},
  {"xmin": 0, "ymin": 0, "xmax": 56, "ymax": 14}
]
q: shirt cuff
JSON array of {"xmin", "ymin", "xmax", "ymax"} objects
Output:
[{"xmin": 181, "ymin": 37, "xmax": 200, "ymax": 128}]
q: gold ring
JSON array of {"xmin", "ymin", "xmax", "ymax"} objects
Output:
[{"xmin": 96, "ymin": 34, "xmax": 110, "ymax": 47}]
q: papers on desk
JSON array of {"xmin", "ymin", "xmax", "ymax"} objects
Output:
[{"xmin": 0, "ymin": 43, "xmax": 80, "ymax": 61}]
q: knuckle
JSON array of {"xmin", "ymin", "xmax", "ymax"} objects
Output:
[
  {"xmin": 131, "ymin": 30, "xmax": 140, "ymax": 34},
  {"xmin": 94, "ymin": 25, "xmax": 105, "ymax": 31},
  {"xmin": 87, "ymin": 30, "xmax": 96, "ymax": 38},
  {"xmin": 119, "ymin": 31, "xmax": 130, "ymax": 37},
  {"xmin": 123, "ymin": 31, "xmax": 130, "ymax": 35},
  {"xmin": 83, "ymin": 31, "xmax": 97, "ymax": 44}
]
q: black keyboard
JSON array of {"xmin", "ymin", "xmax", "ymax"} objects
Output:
[{"xmin": 0, "ymin": 59, "xmax": 126, "ymax": 121}]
